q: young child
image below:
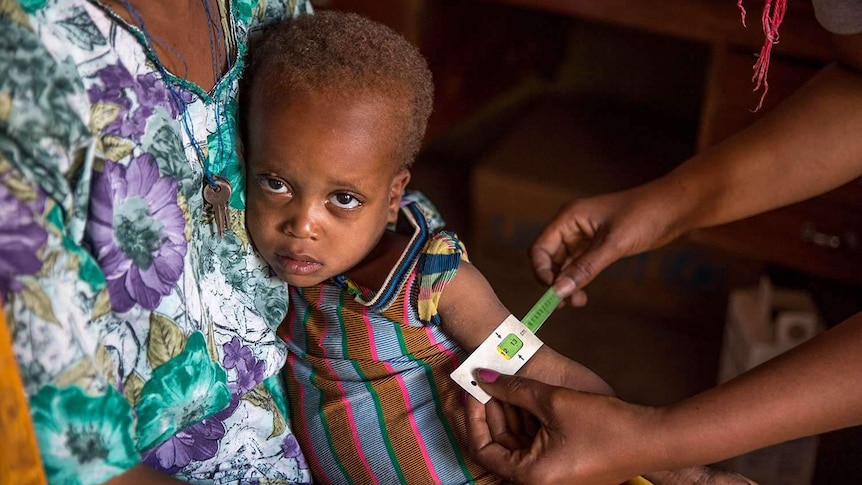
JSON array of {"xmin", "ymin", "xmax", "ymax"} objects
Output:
[{"xmin": 241, "ymin": 11, "xmax": 613, "ymax": 485}]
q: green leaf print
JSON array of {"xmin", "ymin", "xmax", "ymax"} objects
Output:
[
  {"xmin": 143, "ymin": 113, "xmax": 196, "ymax": 200},
  {"xmin": 53, "ymin": 343, "xmax": 113, "ymax": 390},
  {"xmin": 146, "ymin": 312, "xmax": 186, "ymax": 368},
  {"xmin": 135, "ymin": 332, "xmax": 231, "ymax": 451},
  {"xmin": 18, "ymin": 0, "xmax": 47, "ymax": 14},
  {"xmin": 20, "ymin": 278, "xmax": 59, "ymax": 325},
  {"xmin": 88, "ymin": 102, "xmax": 122, "ymax": 135},
  {"xmin": 122, "ymin": 372, "xmax": 145, "ymax": 408}
]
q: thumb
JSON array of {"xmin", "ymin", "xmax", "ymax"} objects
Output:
[
  {"xmin": 556, "ymin": 239, "xmax": 620, "ymax": 293},
  {"xmin": 475, "ymin": 369, "xmax": 554, "ymax": 418}
]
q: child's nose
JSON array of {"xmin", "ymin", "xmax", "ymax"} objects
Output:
[{"xmin": 281, "ymin": 202, "xmax": 319, "ymax": 239}]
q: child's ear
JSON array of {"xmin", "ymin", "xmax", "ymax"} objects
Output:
[{"xmin": 387, "ymin": 168, "xmax": 411, "ymax": 223}]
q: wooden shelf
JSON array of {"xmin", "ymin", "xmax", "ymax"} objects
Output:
[
  {"xmin": 692, "ymin": 41, "xmax": 862, "ymax": 284},
  {"xmin": 320, "ymin": 0, "xmax": 861, "ymax": 284},
  {"xmin": 688, "ymin": 191, "xmax": 862, "ymax": 284},
  {"xmin": 485, "ymin": 0, "xmax": 833, "ymax": 60}
]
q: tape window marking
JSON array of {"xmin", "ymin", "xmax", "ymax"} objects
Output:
[
  {"xmin": 450, "ymin": 315, "xmax": 544, "ymax": 403},
  {"xmin": 451, "ymin": 287, "xmax": 563, "ymax": 403}
]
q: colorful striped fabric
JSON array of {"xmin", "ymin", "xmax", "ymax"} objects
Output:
[{"xmin": 279, "ymin": 199, "xmax": 499, "ymax": 485}]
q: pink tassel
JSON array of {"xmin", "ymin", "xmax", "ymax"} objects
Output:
[{"xmin": 738, "ymin": 0, "xmax": 787, "ymax": 111}]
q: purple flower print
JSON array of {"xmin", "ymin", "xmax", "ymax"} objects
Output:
[
  {"xmin": 0, "ymin": 174, "xmax": 47, "ymax": 296},
  {"xmin": 93, "ymin": 64, "xmax": 135, "ymax": 109},
  {"xmin": 88, "ymin": 64, "xmax": 190, "ymax": 140},
  {"xmin": 135, "ymin": 71, "xmax": 178, "ymax": 114},
  {"xmin": 282, "ymin": 434, "xmax": 308, "ymax": 470},
  {"xmin": 141, "ymin": 417, "xmax": 226, "ymax": 474},
  {"xmin": 125, "ymin": 72, "xmax": 190, "ymax": 139},
  {"xmin": 235, "ymin": 358, "xmax": 266, "ymax": 394},
  {"xmin": 86, "ymin": 154, "xmax": 187, "ymax": 312},
  {"xmin": 88, "ymin": 65, "xmax": 133, "ymax": 132},
  {"xmin": 223, "ymin": 337, "xmax": 254, "ymax": 369},
  {"xmin": 222, "ymin": 337, "xmax": 266, "ymax": 393},
  {"xmin": 212, "ymin": 392, "xmax": 241, "ymax": 422}
]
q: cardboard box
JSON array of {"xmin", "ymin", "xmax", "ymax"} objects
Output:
[
  {"xmin": 469, "ymin": 95, "xmax": 760, "ymax": 317},
  {"xmin": 718, "ymin": 278, "xmax": 823, "ymax": 383},
  {"xmin": 716, "ymin": 278, "xmax": 824, "ymax": 485},
  {"xmin": 470, "ymin": 95, "xmax": 692, "ymax": 259}
]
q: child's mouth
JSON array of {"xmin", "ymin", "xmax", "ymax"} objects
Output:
[{"xmin": 275, "ymin": 253, "xmax": 322, "ymax": 276}]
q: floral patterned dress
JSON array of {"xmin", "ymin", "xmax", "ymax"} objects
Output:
[{"xmin": 0, "ymin": 0, "xmax": 312, "ymax": 483}]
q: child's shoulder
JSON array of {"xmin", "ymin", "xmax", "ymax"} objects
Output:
[
  {"xmin": 414, "ymin": 230, "xmax": 469, "ymax": 294},
  {"xmin": 404, "ymin": 190, "xmax": 470, "ymax": 279},
  {"xmin": 420, "ymin": 230, "xmax": 469, "ymax": 264}
]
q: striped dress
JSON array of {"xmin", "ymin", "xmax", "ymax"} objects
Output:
[{"xmin": 278, "ymin": 197, "xmax": 499, "ymax": 485}]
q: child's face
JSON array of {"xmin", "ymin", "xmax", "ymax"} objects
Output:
[{"xmin": 245, "ymin": 88, "xmax": 411, "ymax": 287}]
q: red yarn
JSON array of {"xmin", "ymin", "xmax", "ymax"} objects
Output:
[{"xmin": 738, "ymin": 0, "xmax": 788, "ymax": 111}]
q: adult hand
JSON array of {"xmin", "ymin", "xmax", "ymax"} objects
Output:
[
  {"xmin": 531, "ymin": 39, "xmax": 862, "ymax": 308},
  {"xmin": 466, "ymin": 368, "xmax": 657, "ymax": 485},
  {"xmin": 530, "ymin": 186, "xmax": 684, "ymax": 307},
  {"xmin": 465, "ymin": 370, "xmax": 758, "ymax": 485}
]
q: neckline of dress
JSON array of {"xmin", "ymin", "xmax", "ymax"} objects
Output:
[
  {"xmin": 90, "ymin": 0, "xmax": 238, "ymax": 101},
  {"xmin": 335, "ymin": 202, "xmax": 429, "ymax": 310}
]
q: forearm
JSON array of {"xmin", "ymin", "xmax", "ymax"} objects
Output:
[
  {"xmin": 645, "ymin": 57, "xmax": 862, "ymax": 235},
  {"xmin": 648, "ymin": 310, "xmax": 862, "ymax": 470}
]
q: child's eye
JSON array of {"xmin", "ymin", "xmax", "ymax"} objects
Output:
[
  {"xmin": 329, "ymin": 193, "xmax": 361, "ymax": 210},
  {"xmin": 257, "ymin": 176, "xmax": 290, "ymax": 194}
]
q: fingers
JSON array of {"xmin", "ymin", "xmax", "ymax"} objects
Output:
[
  {"xmin": 531, "ymin": 210, "xmax": 585, "ymax": 282},
  {"xmin": 554, "ymin": 240, "xmax": 618, "ymax": 294},
  {"xmin": 484, "ymin": 397, "xmax": 529, "ymax": 450},
  {"xmin": 464, "ymin": 392, "xmax": 489, "ymax": 444},
  {"xmin": 530, "ymin": 206, "xmax": 621, "ymax": 303},
  {"xmin": 465, "ymin": 394, "xmax": 523, "ymax": 480},
  {"xmin": 466, "ymin": 370, "xmax": 551, "ymax": 451},
  {"xmin": 567, "ymin": 290, "xmax": 589, "ymax": 307},
  {"xmin": 474, "ymin": 369, "xmax": 550, "ymax": 418},
  {"xmin": 502, "ymin": 400, "xmax": 535, "ymax": 447},
  {"xmin": 546, "ymin": 277, "xmax": 585, "ymax": 307},
  {"xmin": 520, "ymin": 406, "xmax": 540, "ymax": 438},
  {"xmin": 531, "ymin": 236, "xmax": 566, "ymax": 287}
]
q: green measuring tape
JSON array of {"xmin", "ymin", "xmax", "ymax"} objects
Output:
[
  {"xmin": 493, "ymin": 287, "xmax": 562, "ymax": 361},
  {"xmin": 521, "ymin": 286, "xmax": 563, "ymax": 333},
  {"xmin": 485, "ymin": 286, "xmax": 654, "ymax": 485}
]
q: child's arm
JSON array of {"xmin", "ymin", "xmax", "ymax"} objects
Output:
[
  {"xmin": 437, "ymin": 261, "xmax": 613, "ymax": 396},
  {"xmin": 442, "ymin": 262, "xmax": 757, "ymax": 485}
]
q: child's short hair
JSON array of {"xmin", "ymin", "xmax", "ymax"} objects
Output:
[{"xmin": 242, "ymin": 11, "xmax": 434, "ymax": 168}]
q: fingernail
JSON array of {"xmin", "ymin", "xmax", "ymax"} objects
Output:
[
  {"xmin": 552, "ymin": 277, "xmax": 576, "ymax": 297},
  {"xmin": 476, "ymin": 368, "xmax": 500, "ymax": 383}
]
